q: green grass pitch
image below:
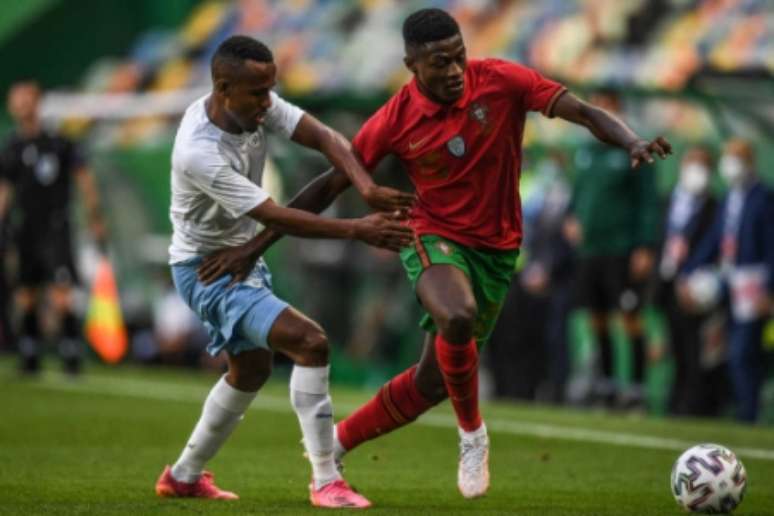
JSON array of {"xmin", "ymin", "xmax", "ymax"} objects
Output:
[{"xmin": 1, "ymin": 362, "xmax": 773, "ymax": 515}]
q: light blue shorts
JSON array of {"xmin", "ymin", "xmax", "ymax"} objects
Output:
[{"xmin": 171, "ymin": 257, "xmax": 289, "ymax": 356}]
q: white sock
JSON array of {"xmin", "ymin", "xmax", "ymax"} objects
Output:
[
  {"xmin": 460, "ymin": 422, "xmax": 488, "ymax": 441},
  {"xmin": 333, "ymin": 424, "xmax": 346, "ymax": 461},
  {"xmin": 290, "ymin": 365, "xmax": 341, "ymax": 489},
  {"xmin": 171, "ymin": 375, "xmax": 257, "ymax": 483}
]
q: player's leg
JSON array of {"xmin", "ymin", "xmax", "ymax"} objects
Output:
[
  {"xmin": 416, "ymin": 264, "xmax": 491, "ymax": 499},
  {"xmin": 339, "ymin": 236, "xmax": 516, "ymax": 498},
  {"xmin": 590, "ymin": 309, "xmax": 614, "ymax": 403},
  {"xmin": 49, "ymin": 281, "xmax": 82, "ymax": 375},
  {"xmin": 160, "ymin": 259, "xmax": 363, "ymax": 504},
  {"xmin": 159, "ymin": 347, "xmax": 270, "ymax": 500},
  {"xmin": 619, "ymin": 256, "xmax": 648, "ymax": 410},
  {"xmin": 158, "ymin": 258, "xmax": 277, "ymax": 500},
  {"xmin": 15, "ymin": 242, "xmax": 50, "ymax": 373},
  {"xmin": 333, "ymin": 235, "xmax": 470, "ymax": 458},
  {"xmin": 417, "ymin": 264, "xmax": 483, "ymax": 433},
  {"xmin": 414, "ymin": 332, "xmax": 449, "ymax": 400},
  {"xmin": 586, "ymin": 256, "xmax": 617, "ymax": 406},
  {"xmin": 49, "ymin": 250, "xmax": 84, "ymax": 374},
  {"xmin": 664, "ymin": 293, "xmax": 689, "ymax": 415},
  {"xmin": 726, "ymin": 319, "xmax": 765, "ymax": 422},
  {"xmin": 268, "ymin": 306, "xmax": 338, "ymax": 488},
  {"xmin": 620, "ymin": 309, "xmax": 647, "ymax": 409},
  {"xmin": 334, "ymin": 332, "xmax": 443, "ymax": 457},
  {"xmin": 267, "ymin": 306, "xmax": 370, "ymax": 508},
  {"xmin": 16, "ymin": 285, "xmax": 41, "ymax": 374}
]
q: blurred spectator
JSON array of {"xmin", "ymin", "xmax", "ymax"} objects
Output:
[
  {"xmin": 526, "ymin": 155, "xmax": 577, "ymax": 403},
  {"xmin": 0, "ymin": 81, "xmax": 107, "ymax": 375},
  {"xmin": 680, "ymin": 139, "xmax": 774, "ymax": 422},
  {"xmin": 487, "ymin": 154, "xmax": 576, "ymax": 403},
  {"xmin": 654, "ymin": 146, "xmax": 725, "ymax": 417},
  {"xmin": 568, "ymin": 90, "xmax": 660, "ymax": 409},
  {"xmin": 486, "ymin": 271, "xmax": 548, "ymax": 401}
]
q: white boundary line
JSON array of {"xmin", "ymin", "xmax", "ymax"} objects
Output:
[{"xmin": 27, "ymin": 373, "xmax": 774, "ymax": 462}]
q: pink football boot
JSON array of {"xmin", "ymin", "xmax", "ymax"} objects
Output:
[
  {"xmin": 155, "ymin": 465, "xmax": 238, "ymax": 500},
  {"xmin": 309, "ymin": 479, "xmax": 372, "ymax": 509}
]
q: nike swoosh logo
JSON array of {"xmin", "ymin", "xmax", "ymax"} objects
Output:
[
  {"xmin": 316, "ymin": 413, "xmax": 333, "ymax": 419},
  {"xmin": 409, "ymin": 136, "xmax": 430, "ymax": 151}
]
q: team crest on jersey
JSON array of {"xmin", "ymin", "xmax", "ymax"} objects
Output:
[
  {"xmin": 35, "ymin": 154, "xmax": 60, "ymax": 185},
  {"xmin": 469, "ymin": 102, "xmax": 489, "ymax": 126},
  {"xmin": 446, "ymin": 135, "xmax": 465, "ymax": 158}
]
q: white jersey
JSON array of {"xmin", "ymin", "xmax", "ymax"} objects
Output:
[{"xmin": 168, "ymin": 92, "xmax": 304, "ymax": 264}]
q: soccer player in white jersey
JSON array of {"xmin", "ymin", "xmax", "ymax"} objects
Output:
[{"xmin": 155, "ymin": 35, "xmax": 414, "ymax": 509}]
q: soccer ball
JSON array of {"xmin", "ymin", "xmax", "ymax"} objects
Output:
[{"xmin": 671, "ymin": 443, "xmax": 747, "ymax": 513}]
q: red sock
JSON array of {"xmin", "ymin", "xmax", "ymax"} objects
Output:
[
  {"xmin": 435, "ymin": 335, "xmax": 481, "ymax": 432},
  {"xmin": 336, "ymin": 366, "xmax": 434, "ymax": 451}
]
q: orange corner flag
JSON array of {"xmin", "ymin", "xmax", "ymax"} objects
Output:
[{"xmin": 85, "ymin": 256, "xmax": 128, "ymax": 364}]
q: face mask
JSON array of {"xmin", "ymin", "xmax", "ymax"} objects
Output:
[
  {"xmin": 719, "ymin": 154, "xmax": 747, "ymax": 186},
  {"xmin": 680, "ymin": 162, "xmax": 709, "ymax": 195}
]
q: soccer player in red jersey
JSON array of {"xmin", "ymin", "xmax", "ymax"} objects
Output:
[
  {"xmin": 331, "ymin": 8, "xmax": 671, "ymax": 498},
  {"xmin": 208, "ymin": 8, "xmax": 672, "ymax": 500}
]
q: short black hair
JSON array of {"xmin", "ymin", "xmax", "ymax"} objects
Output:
[
  {"xmin": 402, "ymin": 8, "xmax": 460, "ymax": 47},
  {"xmin": 211, "ymin": 35, "xmax": 273, "ymax": 78}
]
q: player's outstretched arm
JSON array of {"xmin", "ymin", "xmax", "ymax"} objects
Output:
[
  {"xmin": 198, "ymin": 168, "xmax": 350, "ymax": 284},
  {"xmin": 250, "ymin": 198, "xmax": 411, "ymax": 249},
  {"xmin": 197, "ymin": 195, "xmax": 412, "ymax": 285},
  {"xmin": 248, "ymin": 167, "xmax": 349, "ymax": 247},
  {"xmin": 551, "ymin": 92, "xmax": 673, "ymax": 168},
  {"xmin": 290, "ymin": 113, "xmax": 414, "ymax": 211}
]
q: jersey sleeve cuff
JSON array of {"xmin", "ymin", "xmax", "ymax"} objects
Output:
[
  {"xmin": 234, "ymin": 193, "xmax": 271, "ymax": 219},
  {"xmin": 542, "ymin": 87, "xmax": 568, "ymax": 118}
]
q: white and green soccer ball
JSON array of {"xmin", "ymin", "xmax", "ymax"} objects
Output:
[{"xmin": 671, "ymin": 443, "xmax": 747, "ymax": 513}]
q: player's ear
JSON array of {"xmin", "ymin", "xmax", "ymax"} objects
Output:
[
  {"xmin": 214, "ymin": 78, "xmax": 229, "ymax": 96},
  {"xmin": 403, "ymin": 54, "xmax": 416, "ymax": 74}
]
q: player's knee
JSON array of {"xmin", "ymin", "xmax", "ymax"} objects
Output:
[
  {"xmin": 436, "ymin": 304, "xmax": 476, "ymax": 343},
  {"xmin": 296, "ymin": 326, "xmax": 329, "ymax": 366},
  {"xmin": 228, "ymin": 361, "xmax": 272, "ymax": 392}
]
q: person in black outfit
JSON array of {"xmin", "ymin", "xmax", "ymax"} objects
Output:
[
  {"xmin": 654, "ymin": 146, "xmax": 724, "ymax": 416},
  {"xmin": 0, "ymin": 173, "xmax": 11, "ymax": 352},
  {"xmin": 0, "ymin": 81, "xmax": 106, "ymax": 374}
]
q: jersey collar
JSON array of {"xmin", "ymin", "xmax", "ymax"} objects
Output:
[{"xmin": 409, "ymin": 74, "xmax": 472, "ymax": 118}]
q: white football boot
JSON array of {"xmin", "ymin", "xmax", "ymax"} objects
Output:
[{"xmin": 457, "ymin": 423, "xmax": 490, "ymax": 498}]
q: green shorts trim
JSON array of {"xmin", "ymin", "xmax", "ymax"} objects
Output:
[{"xmin": 399, "ymin": 234, "xmax": 519, "ymax": 346}]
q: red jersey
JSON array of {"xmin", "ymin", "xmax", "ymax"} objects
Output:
[{"xmin": 352, "ymin": 58, "xmax": 565, "ymax": 250}]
